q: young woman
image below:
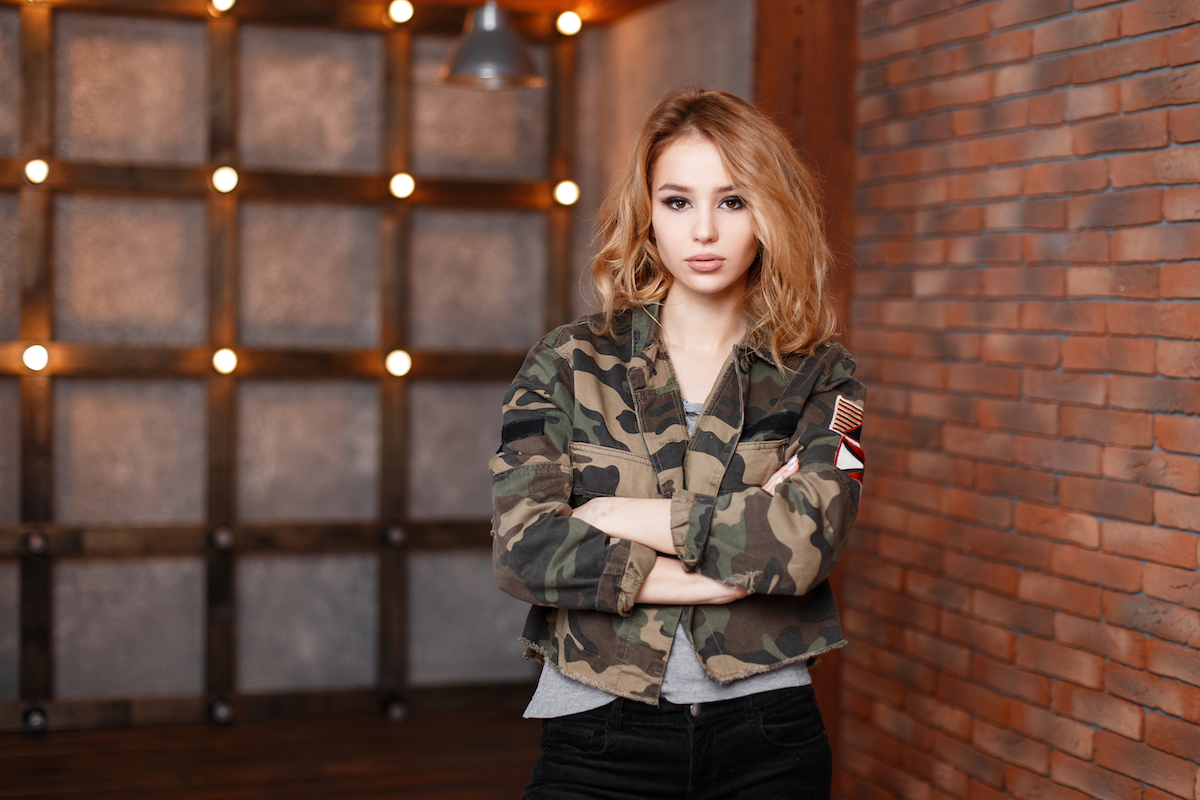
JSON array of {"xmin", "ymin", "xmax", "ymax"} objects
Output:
[{"xmin": 490, "ymin": 88, "xmax": 864, "ymax": 799}]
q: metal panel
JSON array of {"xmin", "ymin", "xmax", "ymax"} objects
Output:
[
  {"xmin": 236, "ymin": 553, "xmax": 378, "ymax": 692},
  {"xmin": 237, "ymin": 380, "xmax": 380, "ymax": 522},
  {"xmin": 53, "ymin": 557, "xmax": 205, "ymax": 700},
  {"xmin": 407, "ymin": 382, "xmax": 507, "ymax": 522},
  {"xmin": 410, "ymin": 35, "xmax": 548, "ymax": 180},
  {"xmin": 0, "ymin": 9, "xmax": 17, "ymax": 156},
  {"xmin": 407, "ymin": 550, "xmax": 536, "ymax": 686},
  {"xmin": 0, "ymin": 379, "xmax": 16, "ymax": 525},
  {"xmin": 409, "ymin": 208, "xmax": 546, "ymax": 351},
  {"xmin": 0, "ymin": 560, "xmax": 16, "ymax": 699},
  {"xmin": 54, "ymin": 12, "xmax": 207, "ymax": 165},
  {"xmin": 53, "ymin": 195, "xmax": 208, "ymax": 345},
  {"xmin": 54, "ymin": 379, "xmax": 207, "ymax": 525},
  {"xmin": 0, "ymin": 193, "xmax": 16, "ymax": 343},
  {"xmin": 238, "ymin": 24, "xmax": 382, "ymax": 174},
  {"xmin": 238, "ymin": 201, "xmax": 380, "ymax": 349}
]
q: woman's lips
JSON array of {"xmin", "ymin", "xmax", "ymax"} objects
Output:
[{"xmin": 685, "ymin": 254, "xmax": 725, "ymax": 272}]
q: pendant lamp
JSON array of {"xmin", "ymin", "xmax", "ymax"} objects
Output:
[{"xmin": 438, "ymin": 0, "xmax": 545, "ymax": 90}]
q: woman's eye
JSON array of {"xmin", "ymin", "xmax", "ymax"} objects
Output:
[
  {"xmin": 721, "ymin": 197, "xmax": 746, "ymax": 210},
  {"xmin": 663, "ymin": 197, "xmax": 688, "ymax": 210}
]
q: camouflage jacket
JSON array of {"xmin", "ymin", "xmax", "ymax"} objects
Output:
[{"xmin": 490, "ymin": 305, "xmax": 864, "ymax": 705}]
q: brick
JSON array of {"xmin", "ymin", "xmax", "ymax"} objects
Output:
[
  {"xmin": 1009, "ymin": 702, "xmax": 1094, "ymax": 760},
  {"xmin": 1061, "ymin": 407, "xmax": 1153, "ymax": 447},
  {"xmin": 1112, "ymin": 223, "xmax": 1200, "ymax": 262},
  {"xmin": 1030, "ymin": 83, "xmax": 1120, "ymax": 125},
  {"xmin": 977, "ymin": 399, "xmax": 1058, "ymax": 436},
  {"xmin": 975, "ymin": 589, "xmax": 1054, "ymax": 636},
  {"xmin": 905, "ymin": 628, "xmax": 972, "ymax": 677},
  {"xmin": 1145, "ymin": 711, "xmax": 1200, "ymax": 763},
  {"xmin": 991, "ymin": 127, "xmax": 1074, "ymax": 164},
  {"xmin": 916, "ymin": 206, "xmax": 983, "ymax": 235},
  {"xmin": 922, "ymin": 72, "xmax": 993, "ymax": 111},
  {"xmin": 1051, "ymin": 544, "xmax": 1142, "ymax": 593},
  {"xmin": 1158, "ymin": 339, "xmax": 1200, "ymax": 378},
  {"xmin": 879, "ymin": 358, "xmax": 946, "ymax": 389},
  {"xmin": 1055, "ymin": 612, "xmax": 1146, "ymax": 669},
  {"xmin": 1059, "ymin": 476, "xmax": 1155, "ymax": 523},
  {"xmin": 1015, "ymin": 503, "xmax": 1100, "ymax": 548},
  {"xmin": 1013, "ymin": 436, "xmax": 1101, "ymax": 475},
  {"xmin": 874, "ymin": 417, "xmax": 942, "ymax": 449},
  {"xmin": 1156, "ymin": 413, "xmax": 1200, "ymax": 455},
  {"xmin": 995, "ymin": 56, "xmax": 1072, "ymax": 98},
  {"xmin": 942, "ymin": 610, "xmax": 1015, "ymax": 659},
  {"xmin": 1023, "ymin": 369, "xmax": 1106, "ymax": 404},
  {"xmin": 890, "ymin": 0, "xmax": 953, "ymax": 25},
  {"xmin": 1051, "ymin": 682, "xmax": 1145, "ymax": 740},
  {"xmin": 1065, "ymin": 266, "xmax": 1160, "ymax": 299},
  {"xmin": 1072, "ymin": 35, "xmax": 1169, "ymax": 83},
  {"xmin": 843, "ymin": 717, "xmax": 903, "ymax": 766},
  {"xmin": 876, "ymin": 647, "xmax": 940, "ymax": 694},
  {"xmin": 845, "ymin": 663, "xmax": 908, "ymax": 706},
  {"xmin": 1107, "ymin": 301, "xmax": 1200, "ymax": 339},
  {"xmin": 1104, "ymin": 591, "xmax": 1200, "ymax": 648},
  {"xmin": 1006, "ymin": 766, "xmax": 1091, "ymax": 800},
  {"xmin": 1104, "ymin": 445, "xmax": 1200, "ymax": 492},
  {"xmin": 1050, "ymin": 752, "xmax": 1144, "ymax": 800},
  {"xmin": 974, "ymin": 654, "xmax": 1051, "ymax": 705},
  {"xmin": 1102, "ymin": 519, "xmax": 1199, "ymax": 569},
  {"xmin": 984, "ymin": 199, "xmax": 1064, "ymax": 230},
  {"xmin": 859, "ymin": 89, "xmax": 922, "ymax": 125},
  {"xmin": 1163, "ymin": 185, "xmax": 1200, "ymax": 220},
  {"xmin": 1022, "ymin": 232, "xmax": 1108, "ymax": 264},
  {"xmin": 909, "ymin": 450, "xmax": 975, "ymax": 484},
  {"xmin": 1068, "ymin": 189, "xmax": 1162, "ymax": 229},
  {"xmin": 906, "ymin": 694, "xmax": 972, "ymax": 739},
  {"xmin": 981, "ymin": 333, "xmax": 1059, "ymax": 366},
  {"xmin": 979, "ymin": 463, "xmax": 1056, "ymax": 502},
  {"xmin": 950, "ymin": 168, "xmax": 1023, "ymax": 201},
  {"xmin": 939, "ymin": 675, "xmax": 1010, "ymax": 727},
  {"xmin": 956, "ymin": 28, "xmax": 1032, "ymax": 70},
  {"xmin": 935, "ymin": 731, "xmax": 1006, "ymax": 789},
  {"xmin": 888, "ymin": 49, "xmax": 957, "ymax": 85},
  {"xmin": 858, "ymin": 210, "xmax": 915, "ymax": 237},
  {"xmin": 991, "ymin": 0, "xmax": 1069, "ymax": 29},
  {"xmin": 1121, "ymin": 0, "xmax": 1200, "ymax": 37},
  {"xmin": 1170, "ymin": 22, "xmax": 1200, "ymax": 65},
  {"xmin": 858, "ymin": 65, "xmax": 887, "ymax": 93},
  {"xmin": 974, "ymin": 720, "xmax": 1050, "ymax": 775},
  {"xmin": 1106, "ymin": 662, "xmax": 1200, "ymax": 721},
  {"xmin": 911, "ymin": 268, "xmax": 982, "ymax": 298},
  {"xmin": 1016, "ymin": 637, "xmax": 1103, "ymax": 688},
  {"xmin": 1170, "ymin": 105, "xmax": 1200, "ymax": 143},
  {"xmin": 1110, "ymin": 375, "xmax": 1200, "ymax": 415},
  {"xmin": 875, "ymin": 586, "xmax": 942, "ymax": 632},
  {"xmin": 918, "ymin": 4, "xmax": 990, "ymax": 48},
  {"xmin": 1025, "ymin": 159, "xmax": 1109, "ymax": 195},
  {"xmin": 844, "ymin": 748, "xmax": 933, "ymax": 800},
  {"xmin": 941, "ymin": 486, "xmax": 1012, "ymax": 528},
  {"xmin": 1094, "ymin": 730, "xmax": 1200, "ymax": 799},
  {"xmin": 861, "ymin": 26, "xmax": 921, "ymax": 64},
  {"xmin": 1033, "ymin": 7, "xmax": 1120, "ymax": 56},
  {"xmin": 983, "ymin": 266, "xmax": 1067, "ymax": 298},
  {"xmin": 1144, "ymin": 560, "xmax": 1200, "ymax": 610},
  {"xmin": 954, "ymin": 98, "xmax": 1031, "ymax": 137},
  {"xmin": 1122, "ymin": 63, "xmax": 1200, "ymax": 112},
  {"xmin": 883, "ymin": 240, "xmax": 948, "ymax": 266},
  {"xmin": 873, "ymin": 702, "xmax": 935, "ymax": 750},
  {"xmin": 1147, "ymin": 638, "xmax": 1200, "ymax": 689},
  {"xmin": 1018, "ymin": 572, "xmax": 1102, "ymax": 619},
  {"xmin": 1111, "ymin": 148, "xmax": 1200, "ymax": 187},
  {"xmin": 945, "ymin": 364, "xmax": 1021, "ymax": 397},
  {"xmin": 1021, "ymin": 303, "xmax": 1107, "ymax": 336},
  {"xmin": 1061, "ymin": 336, "xmax": 1156, "ymax": 374}
]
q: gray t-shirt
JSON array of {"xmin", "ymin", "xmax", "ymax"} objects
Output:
[{"xmin": 523, "ymin": 399, "xmax": 810, "ymax": 718}]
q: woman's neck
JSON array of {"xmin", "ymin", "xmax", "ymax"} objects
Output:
[{"xmin": 656, "ymin": 286, "xmax": 747, "ymax": 403}]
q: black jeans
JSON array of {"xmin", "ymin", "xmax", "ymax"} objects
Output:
[{"xmin": 525, "ymin": 686, "xmax": 832, "ymax": 800}]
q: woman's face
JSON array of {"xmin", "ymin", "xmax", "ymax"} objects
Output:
[{"xmin": 650, "ymin": 135, "xmax": 759, "ymax": 306}]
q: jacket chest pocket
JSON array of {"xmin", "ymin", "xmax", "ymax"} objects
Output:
[
  {"xmin": 569, "ymin": 443, "xmax": 660, "ymax": 499},
  {"xmin": 731, "ymin": 438, "xmax": 790, "ymax": 489}
]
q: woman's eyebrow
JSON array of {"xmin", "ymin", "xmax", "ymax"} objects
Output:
[{"xmin": 655, "ymin": 183, "xmax": 739, "ymax": 193}]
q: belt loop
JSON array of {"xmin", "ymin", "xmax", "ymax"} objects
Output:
[{"xmin": 609, "ymin": 697, "xmax": 624, "ymax": 730}]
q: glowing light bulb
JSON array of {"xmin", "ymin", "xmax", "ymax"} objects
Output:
[
  {"xmin": 212, "ymin": 348, "xmax": 238, "ymax": 374},
  {"xmin": 556, "ymin": 11, "xmax": 582, "ymax": 36},
  {"xmin": 553, "ymin": 180, "xmax": 580, "ymax": 206},
  {"xmin": 212, "ymin": 166, "xmax": 238, "ymax": 193},
  {"xmin": 22, "ymin": 344, "xmax": 48, "ymax": 371},
  {"xmin": 385, "ymin": 349, "xmax": 412, "ymax": 377},
  {"xmin": 24, "ymin": 159, "xmax": 48, "ymax": 184},
  {"xmin": 389, "ymin": 173, "xmax": 415, "ymax": 199},
  {"xmin": 387, "ymin": 0, "xmax": 414, "ymax": 23},
  {"xmin": 210, "ymin": 0, "xmax": 235, "ymax": 11}
]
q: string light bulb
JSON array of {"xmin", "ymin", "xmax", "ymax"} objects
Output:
[
  {"xmin": 22, "ymin": 345, "xmax": 49, "ymax": 371},
  {"xmin": 389, "ymin": 173, "xmax": 415, "ymax": 199},
  {"xmin": 209, "ymin": 0, "xmax": 235, "ymax": 12},
  {"xmin": 556, "ymin": 11, "xmax": 582, "ymax": 36},
  {"xmin": 212, "ymin": 166, "xmax": 238, "ymax": 193},
  {"xmin": 387, "ymin": 1, "xmax": 414, "ymax": 23},
  {"xmin": 553, "ymin": 180, "xmax": 580, "ymax": 206},
  {"xmin": 212, "ymin": 348, "xmax": 238, "ymax": 374},
  {"xmin": 385, "ymin": 350, "xmax": 412, "ymax": 377},
  {"xmin": 24, "ymin": 159, "xmax": 49, "ymax": 184}
]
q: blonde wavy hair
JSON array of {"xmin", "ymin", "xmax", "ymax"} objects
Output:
[{"xmin": 590, "ymin": 88, "xmax": 839, "ymax": 364}]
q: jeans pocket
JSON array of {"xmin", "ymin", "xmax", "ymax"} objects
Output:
[
  {"xmin": 756, "ymin": 687, "xmax": 829, "ymax": 749},
  {"xmin": 540, "ymin": 714, "xmax": 608, "ymax": 754}
]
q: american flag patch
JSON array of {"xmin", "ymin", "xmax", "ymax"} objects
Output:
[{"xmin": 829, "ymin": 396, "xmax": 864, "ymax": 438}]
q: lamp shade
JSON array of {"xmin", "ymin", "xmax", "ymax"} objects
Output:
[{"xmin": 438, "ymin": 0, "xmax": 545, "ymax": 90}]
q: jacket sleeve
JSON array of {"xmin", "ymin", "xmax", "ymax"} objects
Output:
[
  {"xmin": 490, "ymin": 337, "xmax": 658, "ymax": 617},
  {"xmin": 669, "ymin": 346, "xmax": 864, "ymax": 597}
]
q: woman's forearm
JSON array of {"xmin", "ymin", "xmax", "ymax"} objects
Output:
[
  {"xmin": 571, "ymin": 496, "xmax": 674, "ymax": 553},
  {"xmin": 635, "ymin": 556, "xmax": 748, "ymax": 605}
]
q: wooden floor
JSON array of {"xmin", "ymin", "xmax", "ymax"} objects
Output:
[{"xmin": 0, "ymin": 711, "xmax": 544, "ymax": 799}]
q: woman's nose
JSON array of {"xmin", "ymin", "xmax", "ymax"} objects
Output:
[{"xmin": 692, "ymin": 210, "xmax": 716, "ymax": 243}]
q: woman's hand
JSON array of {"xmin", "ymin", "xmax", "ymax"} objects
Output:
[
  {"xmin": 635, "ymin": 556, "xmax": 749, "ymax": 605},
  {"xmin": 761, "ymin": 454, "xmax": 799, "ymax": 496}
]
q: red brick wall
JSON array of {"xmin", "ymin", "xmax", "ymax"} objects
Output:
[{"xmin": 845, "ymin": 1, "xmax": 1200, "ymax": 798}]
